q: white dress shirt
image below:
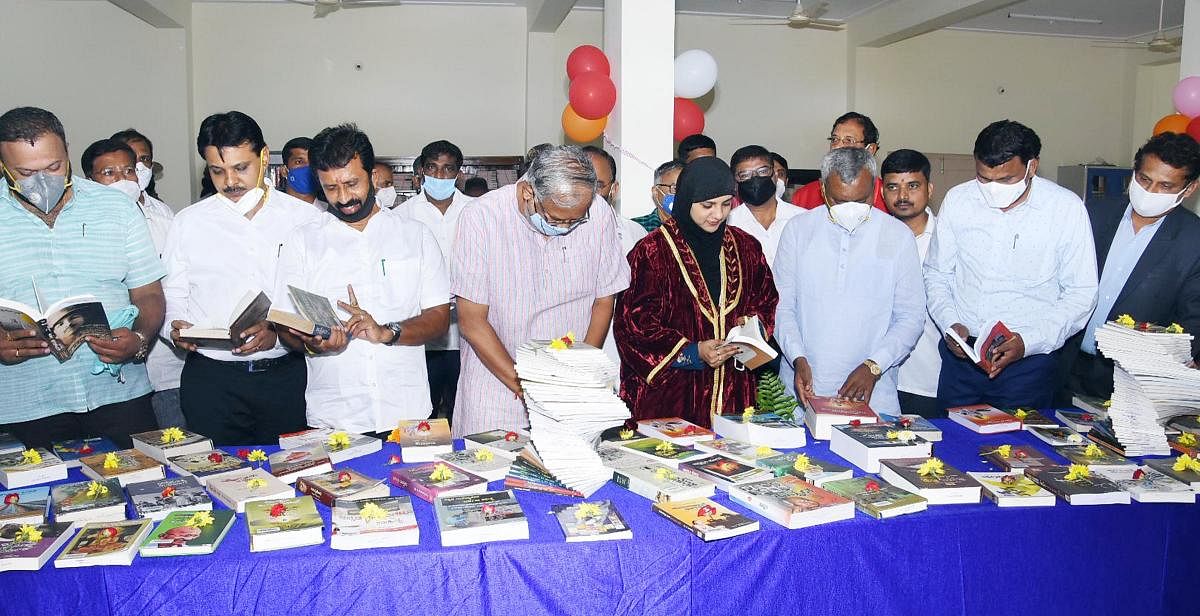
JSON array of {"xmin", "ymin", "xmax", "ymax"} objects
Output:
[
  {"xmin": 393, "ymin": 189, "xmax": 472, "ymax": 351},
  {"xmin": 138, "ymin": 192, "xmax": 186, "ymax": 390},
  {"xmin": 896, "ymin": 209, "xmax": 941, "ymax": 399},
  {"xmin": 774, "ymin": 209, "xmax": 927, "ymax": 416},
  {"xmin": 276, "ymin": 207, "xmax": 450, "ymax": 433},
  {"xmin": 727, "ymin": 198, "xmax": 807, "ymax": 266},
  {"xmin": 924, "ymin": 175, "xmax": 1098, "ymax": 356},
  {"xmin": 161, "ymin": 187, "xmax": 325, "ymax": 362}
]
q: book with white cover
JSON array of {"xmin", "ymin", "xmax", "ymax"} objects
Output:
[
  {"xmin": 635, "ymin": 417, "xmax": 715, "ymax": 446},
  {"xmin": 434, "ymin": 490, "xmax": 528, "ymax": 547},
  {"xmin": 711, "ymin": 412, "xmax": 807, "ymax": 449},
  {"xmin": 721, "ymin": 315, "xmax": 777, "ymax": 370},
  {"xmin": 611, "ymin": 462, "xmax": 716, "ymax": 502},
  {"xmin": 276, "ymin": 428, "xmax": 382, "ymax": 464},
  {"xmin": 330, "ymin": 496, "xmax": 419, "ymax": 550},
  {"xmin": 1092, "ymin": 466, "xmax": 1196, "ymax": 504},
  {"xmin": 728, "ymin": 475, "xmax": 854, "ymax": 529},
  {"xmin": 829, "ymin": 424, "xmax": 932, "ymax": 473},
  {"xmin": 463, "ymin": 429, "xmax": 531, "ymax": 461},
  {"xmin": 968, "ymin": 471, "xmax": 1056, "ymax": 507},
  {"xmin": 129, "ymin": 428, "xmax": 213, "ymax": 464},
  {"xmin": 435, "ymin": 449, "xmax": 511, "ymax": 482},
  {"xmin": 0, "ymin": 449, "xmax": 67, "ymax": 489},
  {"xmin": 206, "ymin": 468, "xmax": 295, "ymax": 514}
]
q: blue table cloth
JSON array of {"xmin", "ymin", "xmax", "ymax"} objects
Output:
[{"xmin": 1, "ymin": 419, "xmax": 1194, "ymax": 616}]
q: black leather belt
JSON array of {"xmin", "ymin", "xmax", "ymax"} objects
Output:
[{"xmin": 192, "ymin": 351, "xmax": 299, "ymax": 373}]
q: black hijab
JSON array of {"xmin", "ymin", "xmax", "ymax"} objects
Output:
[{"xmin": 672, "ymin": 157, "xmax": 735, "ymax": 303}]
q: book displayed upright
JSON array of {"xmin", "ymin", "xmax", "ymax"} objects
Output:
[
  {"xmin": 54, "ymin": 519, "xmax": 153, "ymax": 568},
  {"xmin": 0, "ymin": 292, "xmax": 110, "ymax": 362}
]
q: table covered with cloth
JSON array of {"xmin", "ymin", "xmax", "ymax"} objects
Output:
[{"xmin": 1, "ymin": 419, "xmax": 1195, "ymax": 616}]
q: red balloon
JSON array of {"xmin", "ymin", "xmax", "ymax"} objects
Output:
[
  {"xmin": 566, "ymin": 45, "xmax": 610, "ymax": 80},
  {"xmin": 673, "ymin": 97, "xmax": 705, "ymax": 143},
  {"xmin": 1187, "ymin": 116, "xmax": 1200, "ymax": 142},
  {"xmin": 569, "ymin": 72, "xmax": 617, "ymax": 120}
]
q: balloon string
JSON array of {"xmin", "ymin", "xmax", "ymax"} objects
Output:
[{"xmin": 602, "ymin": 132, "xmax": 658, "ymax": 173}]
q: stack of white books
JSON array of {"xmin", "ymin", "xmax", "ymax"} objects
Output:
[
  {"xmin": 1095, "ymin": 321, "xmax": 1199, "ymax": 456},
  {"xmin": 516, "ymin": 340, "xmax": 630, "ymax": 497}
]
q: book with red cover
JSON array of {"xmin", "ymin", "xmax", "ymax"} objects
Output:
[
  {"xmin": 806, "ymin": 396, "xmax": 877, "ymax": 419},
  {"xmin": 390, "ymin": 463, "xmax": 487, "ymax": 503},
  {"xmin": 948, "ymin": 404, "xmax": 1022, "ymax": 434},
  {"xmin": 945, "ymin": 321, "xmax": 1013, "ymax": 372}
]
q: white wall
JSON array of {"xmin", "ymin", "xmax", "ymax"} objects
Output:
[{"xmin": 0, "ymin": 0, "xmax": 193, "ymax": 208}]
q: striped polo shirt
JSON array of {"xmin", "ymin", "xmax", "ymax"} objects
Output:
[{"xmin": 0, "ymin": 177, "xmax": 164, "ymax": 423}]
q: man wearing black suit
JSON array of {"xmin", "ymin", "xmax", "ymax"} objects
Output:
[{"xmin": 1060, "ymin": 132, "xmax": 1200, "ymax": 401}]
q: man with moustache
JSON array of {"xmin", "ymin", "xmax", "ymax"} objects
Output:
[
  {"xmin": 161, "ymin": 111, "xmax": 323, "ymax": 445},
  {"xmin": 276, "ymin": 124, "xmax": 450, "ymax": 435}
]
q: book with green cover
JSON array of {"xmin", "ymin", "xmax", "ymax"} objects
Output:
[
  {"xmin": 618, "ymin": 437, "xmax": 707, "ymax": 468},
  {"xmin": 244, "ymin": 496, "xmax": 324, "ymax": 552},
  {"xmin": 823, "ymin": 476, "xmax": 927, "ymax": 519},
  {"xmin": 139, "ymin": 510, "xmax": 236, "ymax": 557}
]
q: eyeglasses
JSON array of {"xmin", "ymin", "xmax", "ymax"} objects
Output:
[
  {"xmin": 827, "ymin": 136, "xmax": 869, "ymax": 147},
  {"xmin": 534, "ymin": 196, "xmax": 589, "ymax": 230},
  {"xmin": 734, "ymin": 165, "xmax": 773, "ymax": 182},
  {"xmin": 654, "ymin": 183, "xmax": 677, "ymax": 195},
  {"xmin": 94, "ymin": 166, "xmax": 136, "ymax": 181}
]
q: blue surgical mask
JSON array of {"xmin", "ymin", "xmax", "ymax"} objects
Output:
[
  {"xmin": 661, "ymin": 194, "xmax": 675, "ymax": 214},
  {"xmin": 528, "ymin": 212, "xmax": 571, "ymax": 236},
  {"xmin": 423, "ymin": 175, "xmax": 456, "ymax": 201},
  {"xmin": 286, "ymin": 165, "xmax": 316, "ymax": 195}
]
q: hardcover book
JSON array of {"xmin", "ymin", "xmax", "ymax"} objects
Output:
[
  {"xmin": 390, "ymin": 419, "xmax": 453, "ymax": 462},
  {"xmin": 54, "ymin": 519, "xmax": 153, "ymax": 568},
  {"xmin": 129, "ymin": 428, "xmax": 213, "ymax": 464},
  {"xmin": 296, "ymin": 468, "xmax": 389, "ymax": 507},
  {"xmin": 0, "ymin": 486, "xmax": 50, "ymax": 526},
  {"xmin": 0, "ymin": 522, "xmax": 76, "ymax": 571},
  {"xmin": 52, "ymin": 437, "xmax": 118, "ymax": 468},
  {"xmin": 51, "ymin": 479, "xmax": 127, "ymax": 524},
  {"xmin": 268, "ymin": 446, "xmax": 333, "ymax": 484},
  {"xmin": 390, "ymin": 463, "xmax": 488, "ymax": 503},
  {"xmin": 755, "ymin": 453, "xmax": 852, "ymax": 487},
  {"xmin": 244, "ymin": 496, "xmax": 325, "ymax": 553},
  {"xmin": 1024, "ymin": 466, "xmax": 1131, "ymax": 505},
  {"xmin": 125, "ymin": 476, "xmax": 212, "ymax": 521},
  {"xmin": 879, "ymin": 458, "xmax": 982, "ymax": 505},
  {"xmin": 728, "ymin": 475, "xmax": 854, "ymax": 529},
  {"xmin": 947, "ymin": 405, "xmax": 1021, "ymax": 434},
  {"xmin": 435, "ymin": 490, "xmax": 529, "ymax": 547},
  {"xmin": 166, "ymin": 449, "xmax": 248, "ymax": 485},
  {"xmin": 139, "ymin": 510, "xmax": 236, "ymax": 557},
  {"xmin": 652, "ymin": 497, "xmax": 759, "ymax": 541},
  {"xmin": 79, "ymin": 449, "xmax": 164, "ymax": 487},
  {"xmin": 330, "ymin": 496, "xmax": 419, "ymax": 550},
  {"xmin": 978, "ymin": 444, "xmax": 1058, "ymax": 471},
  {"xmin": 550, "ymin": 500, "xmax": 633, "ymax": 542},
  {"xmin": 968, "ymin": 471, "xmax": 1056, "ymax": 507},
  {"xmin": 823, "ymin": 476, "xmax": 928, "ymax": 519}
]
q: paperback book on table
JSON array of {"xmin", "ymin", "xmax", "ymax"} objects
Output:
[
  {"xmin": 617, "ymin": 437, "xmax": 708, "ymax": 468},
  {"xmin": 635, "ymin": 417, "xmax": 716, "ymax": 446},
  {"xmin": 1071, "ymin": 394, "xmax": 1111, "ymax": 419},
  {"xmin": 1092, "ymin": 466, "xmax": 1196, "ymax": 504},
  {"xmin": 503, "ymin": 451, "xmax": 584, "ymax": 498},
  {"xmin": 754, "ymin": 452, "xmax": 852, "ymax": 487},
  {"xmin": 710, "ymin": 412, "xmax": 808, "ymax": 449},
  {"xmin": 652, "ymin": 497, "xmax": 759, "ymax": 541},
  {"xmin": 296, "ymin": 468, "xmax": 389, "ymax": 507},
  {"xmin": 968, "ymin": 471, "xmax": 1057, "ymax": 507},
  {"xmin": 435, "ymin": 449, "xmax": 512, "ymax": 483},
  {"xmin": 0, "ymin": 433, "xmax": 24, "ymax": 456},
  {"xmin": 550, "ymin": 500, "xmax": 633, "ymax": 542},
  {"xmin": 1028, "ymin": 426, "xmax": 1086, "ymax": 448},
  {"xmin": 463, "ymin": 429, "xmax": 531, "ymax": 461},
  {"xmin": 268, "ymin": 446, "xmax": 333, "ymax": 485},
  {"xmin": 693, "ymin": 438, "xmax": 780, "ymax": 466},
  {"xmin": 1145, "ymin": 456, "xmax": 1200, "ymax": 490},
  {"xmin": 728, "ymin": 475, "xmax": 854, "ymax": 529},
  {"xmin": 52, "ymin": 437, "xmax": 118, "ymax": 468},
  {"xmin": 54, "ymin": 519, "xmax": 153, "ymax": 568},
  {"xmin": 947, "ymin": 405, "xmax": 1022, "ymax": 434},
  {"xmin": 125, "ymin": 476, "xmax": 212, "ymax": 521},
  {"xmin": 611, "ymin": 461, "xmax": 716, "ymax": 502},
  {"xmin": 998, "ymin": 407, "xmax": 1057, "ymax": 429},
  {"xmin": 677, "ymin": 454, "xmax": 773, "ymax": 491},
  {"xmin": 0, "ymin": 521, "xmax": 77, "ymax": 571},
  {"xmin": 1023, "ymin": 467, "xmax": 1131, "ymax": 506},
  {"xmin": 130, "ymin": 428, "xmax": 213, "ymax": 464},
  {"xmin": 434, "ymin": 490, "xmax": 529, "ymax": 547},
  {"xmin": 206, "ymin": 468, "xmax": 295, "ymax": 514},
  {"xmin": 139, "ymin": 510, "xmax": 236, "ymax": 557},
  {"xmin": 878, "ymin": 458, "xmax": 982, "ymax": 505},
  {"xmin": 0, "ymin": 486, "xmax": 51, "ymax": 526},
  {"xmin": 244, "ymin": 495, "xmax": 324, "ymax": 553},
  {"xmin": 0, "ymin": 448, "xmax": 67, "ymax": 489},
  {"xmin": 597, "ymin": 446, "xmax": 645, "ymax": 471},
  {"xmin": 390, "ymin": 462, "xmax": 488, "ymax": 503},
  {"xmin": 876, "ymin": 414, "xmax": 942, "ymax": 442},
  {"xmin": 166, "ymin": 449, "xmax": 249, "ymax": 485},
  {"xmin": 79, "ymin": 449, "xmax": 165, "ymax": 487},
  {"xmin": 391, "ymin": 418, "xmax": 453, "ymax": 462},
  {"xmin": 1055, "ymin": 410, "xmax": 1101, "ymax": 434},
  {"xmin": 330, "ymin": 496, "xmax": 420, "ymax": 550},
  {"xmin": 829, "ymin": 423, "xmax": 932, "ymax": 473},
  {"xmin": 277, "ymin": 427, "xmax": 382, "ymax": 464},
  {"xmin": 1167, "ymin": 434, "xmax": 1198, "ymax": 457},
  {"xmin": 52, "ymin": 478, "xmax": 127, "ymax": 524},
  {"xmin": 803, "ymin": 396, "xmax": 879, "ymax": 440},
  {"xmin": 823, "ymin": 476, "xmax": 928, "ymax": 519},
  {"xmin": 978, "ymin": 444, "xmax": 1057, "ymax": 472},
  {"xmin": 1055, "ymin": 445, "xmax": 1136, "ymax": 471}
]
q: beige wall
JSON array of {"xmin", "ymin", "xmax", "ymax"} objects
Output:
[
  {"xmin": 1132, "ymin": 61, "xmax": 1183, "ymax": 150},
  {"xmin": 0, "ymin": 0, "xmax": 194, "ymax": 208}
]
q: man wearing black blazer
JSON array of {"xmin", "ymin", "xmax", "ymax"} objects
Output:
[{"xmin": 1059, "ymin": 132, "xmax": 1200, "ymax": 402}]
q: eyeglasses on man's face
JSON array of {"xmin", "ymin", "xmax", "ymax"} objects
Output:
[{"xmin": 734, "ymin": 165, "xmax": 774, "ymax": 182}]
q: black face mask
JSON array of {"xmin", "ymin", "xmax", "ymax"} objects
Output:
[
  {"xmin": 737, "ymin": 176, "xmax": 776, "ymax": 206},
  {"xmin": 329, "ymin": 186, "xmax": 376, "ymax": 223}
]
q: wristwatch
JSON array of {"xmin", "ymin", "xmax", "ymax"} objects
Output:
[
  {"xmin": 863, "ymin": 359, "xmax": 882, "ymax": 378},
  {"xmin": 132, "ymin": 331, "xmax": 150, "ymax": 362},
  {"xmin": 383, "ymin": 322, "xmax": 403, "ymax": 346}
]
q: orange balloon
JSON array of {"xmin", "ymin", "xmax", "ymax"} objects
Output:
[
  {"xmin": 562, "ymin": 104, "xmax": 607, "ymax": 143},
  {"xmin": 1153, "ymin": 113, "xmax": 1191, "ymax": 136}
]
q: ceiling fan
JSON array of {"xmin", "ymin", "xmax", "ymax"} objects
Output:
[
  {"xmin": 286, "ymin": 0, "xmax": 404, "ymax": 19},
  {"xmin": 1093, "ymin": 0, "xmax": 1181, "ymax": 53},
  {"xmin": 729, "ymin": 1, "xmax": 845, "ymax": 31}
]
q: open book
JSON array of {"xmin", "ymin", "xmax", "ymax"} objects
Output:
[
  {"xmin": 945, "ymin": 321, "xmax": 1013, "ymax": 372},
  {"xmin": 721, "ymin": 315, "xmax": 777, "ymax": 370},
  {"xmin": 265, "ymin": 286, "xmax": 337, "ymax": 340},
  {"xmin": 0, "ymin": 292, "xmax": 110, "ymax": 362},
  {"xmin": 178, "ymin": 290, "xmax": 271, "ymax": 348}
]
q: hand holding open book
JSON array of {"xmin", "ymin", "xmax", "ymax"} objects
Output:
[
  {"xmin": 717, "ymin": 315, "xmax": 777, "ymax": 370},
  {"xmin": 0, "ymin": 292, "xmax": 111, "ymax": 363},
  {"xmin": 944, "ymin": 321, "xmax": 1022, "ymax": 377}
]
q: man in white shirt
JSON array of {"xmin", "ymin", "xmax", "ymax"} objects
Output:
[
  {"xmin": 727, "ymin": 145, "xmax": 806, "ymax": 266},
  {"xmin": 925, "ymin": 120, "xmax": 1097, "ymax": 412},
  {"xmin": 162, "ymin": 111, "xmax": 324, "ymax": 445},
  {"xmin": 881, "ymin": 149, "xmax": 941, "ymax": 418},
  {"xmin": 372, "ymin": 161, "xmax": 397, "ymax": 209},
  {"xmin": 278, "ymin": 137, "xmax": 328, "ymax": 213},
  {"xmin": 775, "ymin": 147, "xmax": 926, "ymax": 416},
  {"xmin": 85, "ymin": 135, "xmax": 187, "ymax": 428},
  {"xmin": 392, "ymin": 140, "xmax": 472, "ymax": 422},
  {"xmin": 277, "ymin": 125, "xmax": 450, "ymax": 435}
]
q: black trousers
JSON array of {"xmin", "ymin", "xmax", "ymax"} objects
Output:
[
  {"xmin": 898, "ymin": 391, "xmax": 943, "ymax": 419},
  {"xmin": 426, "ymin": 350, "xmax": 460, "ymax": 422},
  {"xmin": 180, "ymin": 352, "xmax": 307, "ymax": 446},
  {"xmin": 0, "ymin": 393, "xmax": 157, "ymax": 450},
  {"xmin": 1066, "ymin": 350, "xmax": 1116, "ymax": 400}
]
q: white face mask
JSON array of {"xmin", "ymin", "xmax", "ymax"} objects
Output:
[
  {"xmin": 216, "ymin": 186, "xmax": 265, "ymax": 216},
  {"xmin": 828, "ymin": 201, "xmax": 872, "ymax": 232},
  {"xmin": 376, "ymin": 185, "xmax": 398, "ymax": 209},
  {"xmin": 774, "ymin": 178, "xmax": 786, "ymax": 202},
  {"xmin": 108, "ymin": 179, "xmax": 142, "ymax": 203},
  {"xmin": 977, "ymin": 161, "xmax": 1032, "ymax": 209},
  {"xmin": 135, "ymin": 161, "xmax": 153, "ymax": 191},
  {"xmin": 1128, "ymin": 177, "xmax": 1186, "ymax": 218}
]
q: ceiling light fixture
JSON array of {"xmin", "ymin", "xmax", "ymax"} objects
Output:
[{"xmin": 1007, "ymin": 13, "xmax": 1103, "ymax": 25}]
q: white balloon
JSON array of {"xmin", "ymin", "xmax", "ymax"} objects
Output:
[{"xmin": 673, "ymin": 49, "xmax": 718, "ymax": 99}]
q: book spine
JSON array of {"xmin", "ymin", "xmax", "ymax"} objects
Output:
[{"xmin": 296, "ymin": 479, "xmax": 335, "ymax": 507}]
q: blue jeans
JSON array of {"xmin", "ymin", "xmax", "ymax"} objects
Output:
[
  {"xmin": 936, "ymin": 339, "xmax": 1059, "ymax": 412},
  {"xmin": 151, "ymin": 388, "xmax": 186, "ymax": 429}
]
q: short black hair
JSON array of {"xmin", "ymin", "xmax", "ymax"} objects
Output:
[
  {"xmin": 730, "ymin": 145, "xmax": 772, "ymax": 171},
  {"xmin": 973, "ymin": 120, "xmax": 1041, "ymax": 168},
  {"xmin": 464, "ymin": 176, "xmax": 489, "ymax": 192},
  {"xmin": 678, "ymin": 134, "xmax": 716, "ymax": 160},
  {"xmin": 419, "ymin": 140, "xmax": 464, "ymax": 170},
  {"xmin": 881, "ymin": 149, "xmax": 931, "ymax": 181},
  {"xmin": 832, "ymin": 112, "xmax": 879, "ymax": 146},
  {"xmin": 310, "ymin": 123, "xmax": 375, "ymax": 174},
  {"xmin": 80, "ymin": 139, "xmax": 135, "ymax": 177},
  {"xmin": 1134, "ymin": 132, "xmax": 1200, "ymax": 184},
  {"xmin": 581, "ymin": 145, "xmax": 616, "ymax": 178},
  {"xmin": 110, "ymin": 128, "xmax": 153, "ymax": 156},
  {"xmin": 196, "ymin": 111, "xmax": 266, "ymax": 157},
  {"xmin": 281, "ymin": 137, "xmax": 313, "ymax": 166},
  {"xmin": 771, "ymin": 152, "xmax": 789, "ymax": 172},
  {"xmin": 0, "ymin": 107, "xmax": 66, "ymax": 146}
]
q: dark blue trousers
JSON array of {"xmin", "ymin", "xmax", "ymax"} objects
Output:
[{"xmin": 936, "ymin": 339, "xmax": 1060, "ymax": 412}]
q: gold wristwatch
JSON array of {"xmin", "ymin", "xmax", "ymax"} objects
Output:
[{"xmin": 863, "ymin": 359, "xmax": 882, "ymax": 377}]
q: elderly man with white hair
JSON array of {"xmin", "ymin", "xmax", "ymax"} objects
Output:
[
  {"xmin": 450, "ymin": 145, "xmax": 631, "ymax": 437},
  {"xmin": 773, "ymin": 146, "xmax": 926, "ymax": 417}
]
